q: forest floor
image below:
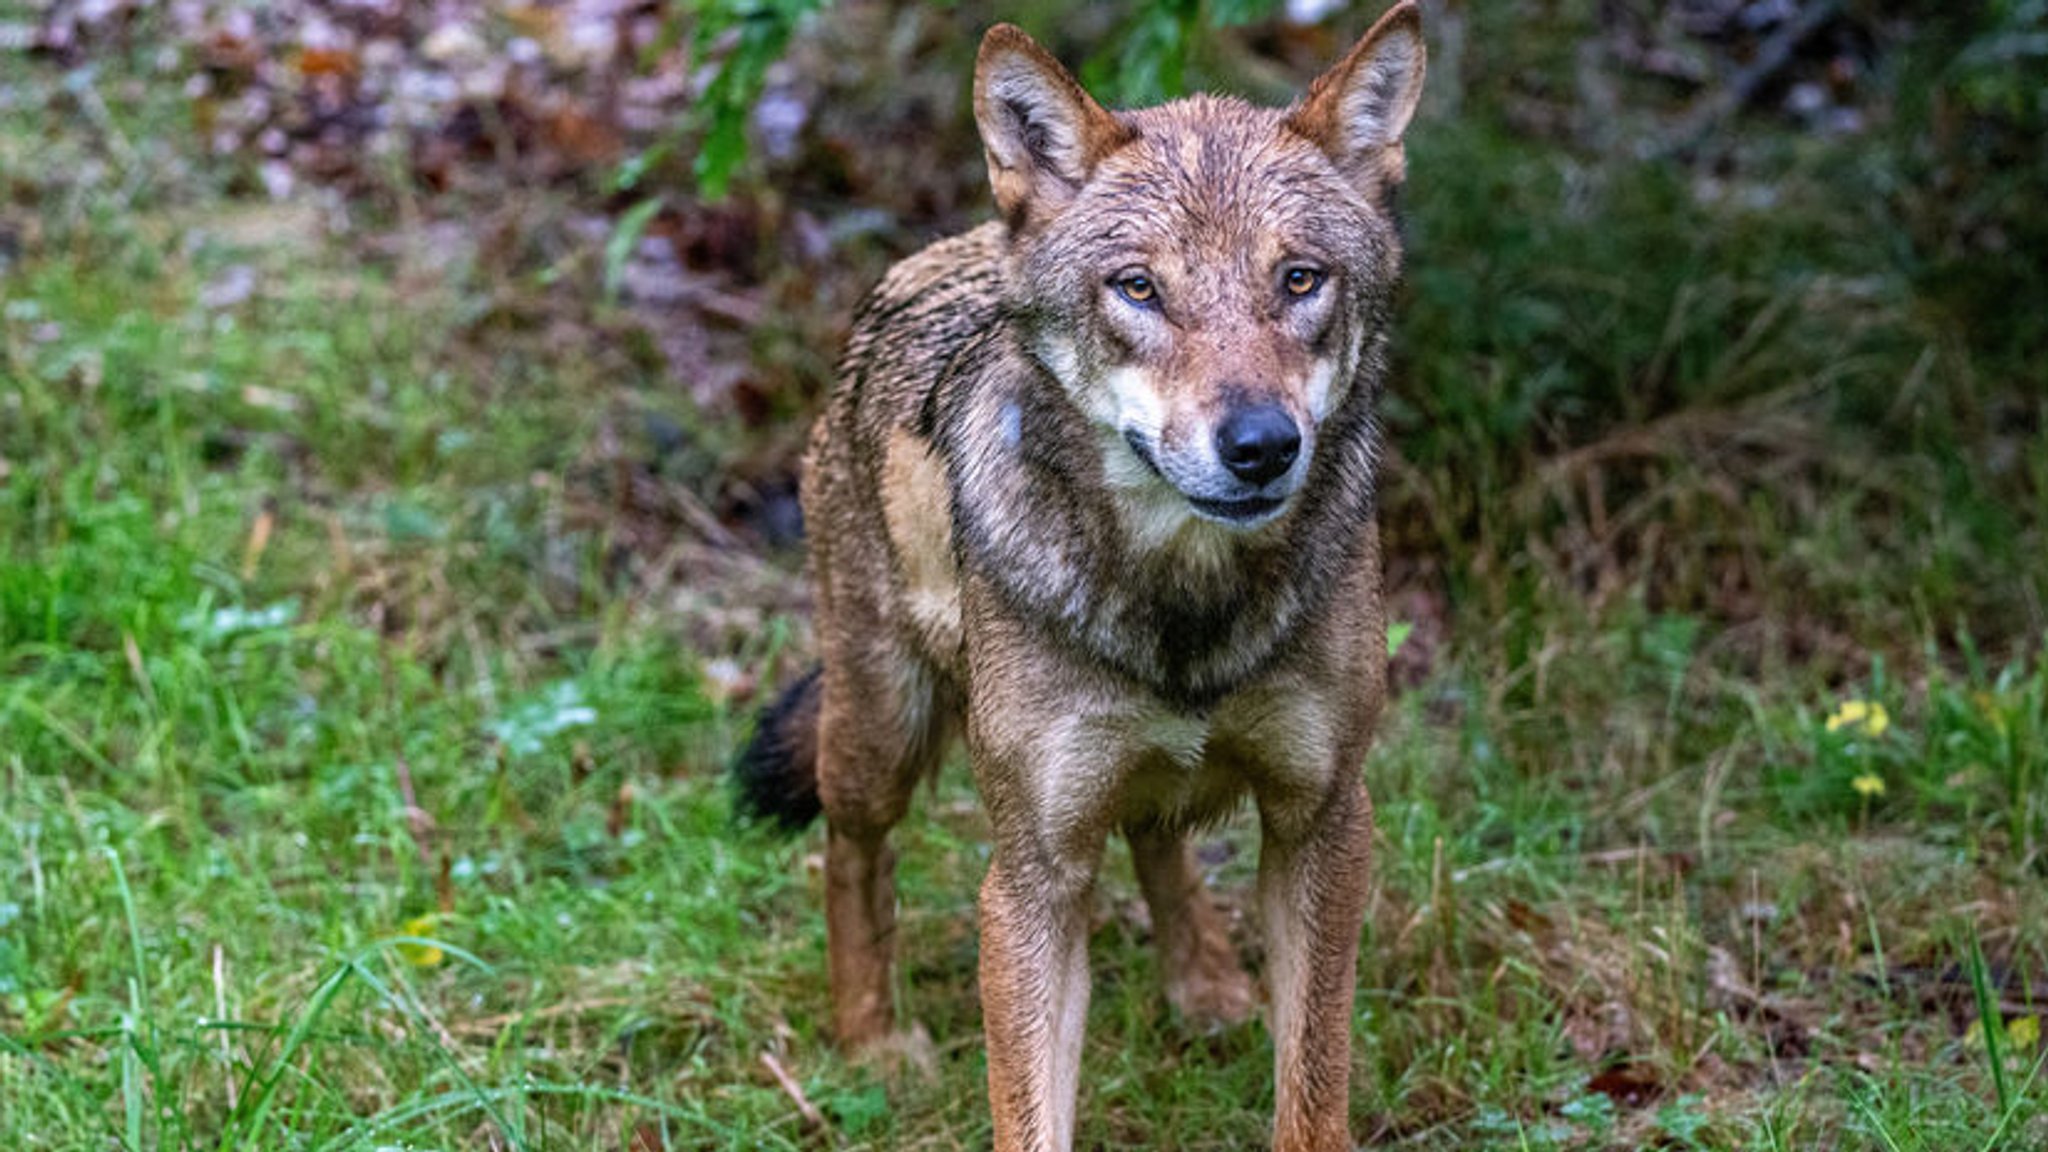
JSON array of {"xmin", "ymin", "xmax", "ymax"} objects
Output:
[{"xmin": 2, "ymin": 2, "xmax": 2045, "ymax": 1149}]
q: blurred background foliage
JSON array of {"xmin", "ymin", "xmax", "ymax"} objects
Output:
[{"xmin": 3, "ymin": 0, "xmax": 2047, "ymax": 1146}]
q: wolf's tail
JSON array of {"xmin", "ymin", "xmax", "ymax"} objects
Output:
[{"xmin": 731, "ymin": 665, "xmax": 824, "ymax": 832}]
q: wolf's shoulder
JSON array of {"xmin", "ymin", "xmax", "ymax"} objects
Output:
[
  {"xmin": 839, "ymin": 222, "xmax": 1011, "ymax": 410},
  {"xmin": 853, "ymin": 222, "xmax": 1007, "ymax": 332}
]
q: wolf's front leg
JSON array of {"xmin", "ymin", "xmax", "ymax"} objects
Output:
[
  {"xmin": 978, "ymin": 849, "xmax": 1098, "ymax": 1151},
  {"xmin": 1257, "ymin": 777, "xmax": 1374, "ymax": 1152}
]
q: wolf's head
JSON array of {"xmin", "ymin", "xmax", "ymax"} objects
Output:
[{"xmin": 973, "ymin": 4, "xmax": 1424, "ymax": 536}]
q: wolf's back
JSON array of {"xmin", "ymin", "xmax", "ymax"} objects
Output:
[
  {"xmin": 829, "ymin": 223, "xmax": 1011, "ymax": 439},
  {"xmin": 732, "ymin": 227, "xmax": 1009, "ymax": 831}
]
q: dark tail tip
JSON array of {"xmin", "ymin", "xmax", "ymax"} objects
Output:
[{"xmin": 731, "ymin": 665, "xmax": 824, "ymax": 833}]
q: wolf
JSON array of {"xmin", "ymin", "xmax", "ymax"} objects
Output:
[{"xmin": 734, "ymin": 5, "xmax": 1426, "ymax": 1148}]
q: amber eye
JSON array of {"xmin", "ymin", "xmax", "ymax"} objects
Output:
[
  {"xmin": 1115, "ymin": 273, "xmax": 1158, "ymax": 306},
  {"xmin": 1284, "ymin": 267, "xmax": 1323, "ymax": 297}
]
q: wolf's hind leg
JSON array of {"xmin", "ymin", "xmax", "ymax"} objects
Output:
[
  {"xmin": 1127, "ymin": 824, "xmax": 1257, "ymax": 1030},
  {"xmin": 816, "ymin": 645, "xmax": 951, "ymax": 1052}
]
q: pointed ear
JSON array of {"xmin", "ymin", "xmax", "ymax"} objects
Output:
[
  {"xmin": 973, "ymin": 24, "xmax": 1132, "ymax": 227},
  {"xmin": 1285, "ymin": 1, "xmax": 1427, "ymax": 206}
]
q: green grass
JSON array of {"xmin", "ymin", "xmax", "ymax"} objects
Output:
[{"xmin": 5, "ymin": 9, "xmax": 2048, "ymax": 1150}]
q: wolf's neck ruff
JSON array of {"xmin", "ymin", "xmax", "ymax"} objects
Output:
[{"xmin": 933, "ymin": 284, "xmax": 1388, "ymax": 712}]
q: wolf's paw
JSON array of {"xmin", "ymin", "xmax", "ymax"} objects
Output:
[
  {"xmin": 1167, "ymin": 964, "xmax": 1258, "ymax": 1033},
  {"xmin": 847, "ymin": 1021, "xmax": 938, "ymax": 1082}
]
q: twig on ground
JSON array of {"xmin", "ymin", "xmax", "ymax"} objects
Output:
[
  {"xmin": 760, "ymin": 1050, "xmax": 826, "ymax": 1130},
  {"xmin": 392, "ymin": 752, "xmax": 436, "ymax": 872}
]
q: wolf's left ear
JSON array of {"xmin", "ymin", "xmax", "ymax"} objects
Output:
[
  {"xmin": 1285, "ymin": 1, "xmax": 1427, "ymax": 207},
  {"xmin": 974, "ymin": 24, "xmax": 1133, "ymax": 228}
]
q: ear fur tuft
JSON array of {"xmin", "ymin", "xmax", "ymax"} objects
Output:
[
  {"xmin": 1286, "ymin": 1, "xmax": 1428, "ymax": 205},
  {"xmin": 973, "ymin": 24, "xmax": 1132, "ymax": 227}
]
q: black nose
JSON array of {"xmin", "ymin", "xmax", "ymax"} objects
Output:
[{"xmin": 1214, "ymin": 404, "xmax": 1300, "ymax": 486}]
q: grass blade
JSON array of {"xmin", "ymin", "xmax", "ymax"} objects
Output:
[
  {"xmin": 603, "ymin": 197, "xmax": 664, "ymax": 305},
  {"xmin": 215, "ymin": 959, "xmax": 359, "ymax": 1152},
  {"xmin": 316, "ymin": 1082, "xmax": 802, "ymax": 1152},
  {"xmin": 1967, "ymin": 927, "xmax": 2014, "ymax": 1118},
  {"xmin": 104, "ymin": 848, "xmax": 154, "ymax": 1152},
  {"xmin": 1976, "ymin": 1049, "xmax": 2047, "ymax": 1152},
  {"xmin": 1846, "ymin": 1075, "xmax": 1908, "ymax": 1152}
]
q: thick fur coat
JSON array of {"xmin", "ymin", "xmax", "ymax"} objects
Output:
[{"xmin": 735, "ymin": 7, "xmax": 1427, "ymax": 1148}]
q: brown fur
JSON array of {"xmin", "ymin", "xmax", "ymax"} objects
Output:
[{"xmin": 742, "ymin": 5, "xmax": 1426, "ymax": 1147}]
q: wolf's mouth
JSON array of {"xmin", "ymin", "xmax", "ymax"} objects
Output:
[
  {"xmin": 1188, "ymin": 494, "xmax": 1286, "ymax": 524},
  {"xmin": 1123, "ymin": 429, "xmax": 1290, "ymax": 526}
]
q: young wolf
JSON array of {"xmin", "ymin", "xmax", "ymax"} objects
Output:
[{"xmin": 736, "ymin": 5, "xmax": 1426, "ymax": 1148}]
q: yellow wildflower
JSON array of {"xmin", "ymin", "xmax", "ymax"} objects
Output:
[
  {"xmin": 1851, "ymin": 772, "xmax": 1886, "ymax": 798},
  {"xmin": 396, "ymin": 914, "xmax": 445, "ymax": 968},
  {"xmin": 1964, "ymin": 1015, "xmax": 2042, "ymax": 1053},
  {"xmin": 2012, "ymin": 1015, "xmax": 2041, "ymax": 1053},
  {"xmin": 1973, "ymin": 690, "xmax": 2009, "ymax": 736},
  {"xmin": 1826, "ymin": 699, "xmax": 1890, "ymax": 737}
]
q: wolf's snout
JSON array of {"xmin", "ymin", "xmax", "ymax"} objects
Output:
[{"xmin": 1215, "ymin": 404, "xmax": 1300, "ymax": 486}]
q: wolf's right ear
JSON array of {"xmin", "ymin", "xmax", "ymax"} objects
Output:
[
  {"xmin": 974, "ymin": 25, "xmax": 1132, "ymax": 228},
  {"xmin": 1285, "ymin": 1, "xmax": 1427, "ymax": 208}
]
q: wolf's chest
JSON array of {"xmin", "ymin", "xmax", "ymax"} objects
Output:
[{"xmin": 1113, "ymin": 710, "xmax": 1247, "ymax": 828}]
